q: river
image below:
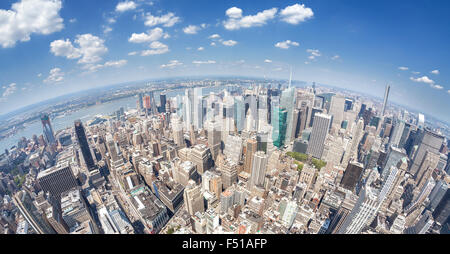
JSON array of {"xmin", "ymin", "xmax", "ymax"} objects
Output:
[{"xmin": 0, "ymin": 86, "xmax": 235, "ymax": 152}]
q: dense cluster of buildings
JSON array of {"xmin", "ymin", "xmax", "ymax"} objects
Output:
[{"xmin": 0, "ymin": 81, "xmax": 449, "ymax": 234}]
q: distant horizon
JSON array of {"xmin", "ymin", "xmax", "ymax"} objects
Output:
[{"xmin": 2, "ymin": 74, "xmax": 449, "ymax": 126}]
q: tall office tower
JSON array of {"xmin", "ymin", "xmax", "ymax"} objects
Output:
[
  {"xmin": 381, "ymin": 84, "xmax": 390, "ymax": 117},
  {"xmin": 428, "ymin": 180, "xmax": 448, "ymax": 212},
  {"xmin": 381, "ymin": 146, "xmax": 407, "ymax": 177},
  {"xmin": 405, "ymin": 210, "xmax": 434, "ymax": 234},
  {"xmin": 190, "ymin": 144, "xmax": 213, "ymax": 175},
  {"xmin": 37, "ymin": 162, "xmax": 79, "ymax": 201},
  {"xmin": 280, "ymin": 199, "xmax": 298, "ymax": 228},
  {"xmin": 234, "ymin": 96, "xmax": 246, "ymax": 132},
  {"xmin": 60, "ymin": 188, "xmax": 95, "ymax": 230},
  {"xmin": 224, "ymin": 134, "xmax": 243, "ymax": 164},
  {"xmin": 306, "ymin": 113, "xmax": 332, "ymax": 159},
  {"xmin": 246, "ymin": 94, "xmax": 258, "ymax": 131},
  {"xmin": 328, "ymin": 95, "xmax": 346, "ymax": 129},
  {"xmin": 297, "ymin": 103, "xmax": 309, "ymax": 135},
  {"xmin": 328, "ymin": 194, "xmax": 358, "ymax": 234},
  {"xmin": 44, "ymin": 200, "xmax": 69, "ymax": 234},
  {"xmin": 193, "ymin": 87, "xmax": 203, "ymax": 130},
  {"xmin": 272, "ymin": 106, "xmax": 288, "ymax": 148},
  {"xmin": 432, "ymin": 189, "xmax": 450, "ymax": 225},
  {"xmin": 417, "ymin": 113, "xmax": 425, "ymax": 130},
  {"xmin": 148, "ymin": 91, "xmax": 157, "ymax": 114},
  {"xmin": 257, "ymin": 94, "xmax": 269, "ymax": 131},
  {"xmin": 222, "ymin": 93, "xmax": 235, "ymax": 139},
  {"xmin": 12, "ymin": 190, "xmax": 56, "ymax": 234},
  {"xmin": 159, "ymin": 93, "xmax": 167, "ymax": 113},
  {"xmin": 410, "ymin": 129, "xmax": 444, "ymax": 176},
  {"xmin": 399, "ymin": 122, "xmax": 412, "ymax": 148},
  {"xmin": 171, "ymin": 114, "xmax": 185, "ymax": 147},
  {"xmin": 390, "ymin": 118, "xmax": 405, "ymax": 147},
  {"xmin": 106, "ymin": 134, "xmax": 120, "ymax": 161},
  {"xmin": 358, "ymin": 103, "xmax": 367, "ymax": 118},
  {"xmin": 41, "ymin": 113, "xmax": 56, "ymax": 145},
  {"xmin": 143, "ymin": 95, "xmax": 151, "ymax": 115},
  {"xmin": 341, "ymin": 118, "xmax": 364, "ymax": 168},
  {"xmin": 338, "ymin": 168, "xmax": 398, "ymax": 234},
  {"xmin": 244, "ymin": 138, "xmax": 258, "ymax": 174},
  {"xmin": 415, "ymin": 151, "xmax": 440, "ymax": 191},
  {"xmin": 221, "ymin": 158, "xmax": 238, "ymax": 189},
  {"xmin": 340, "ymin": 161, "xmax": 364, "ymax": 192},
  {"xmin": 138, "ymin": 93, "xmax": 144, "ymax": 110},
  {"xmin": 184, "ymin": 180, "xmax": 205, "ymax": 216},
  {"xmin": 280, "ymin": 87, "xmax": 297, "ymax": 143},
  {"xmin": 206, "ymin": 120, "xmax": 222, "ymax": 161},
  {"xmin": 405, "ymin": 179, "xmax": 436, "ymax": 214},
  {"xmin": 74, "ymin": 120, "xmax": 96, "ymax": 171},
  {"xmin": 297, "ymin": 90, "xmax": 315, "ymax": 128},
  {"xmin": 344, "ymin": 99, "xmax": 353, "ymax": 112},
  {"xmin": 250, "ymin": 151, "xmax": 268, "ymax": 188}
]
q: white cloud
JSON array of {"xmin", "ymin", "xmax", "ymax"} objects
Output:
[
  {"xmin": 331, "ymin": 55, "xmax": 340, "ymax": 60},
  {"xmin": 192, "ymin": 60, "xmax": 216, "ymax": 64},
  {"xmin": 412, "ymin": 71, "xmax": 420, "ymax": 74},
  {"xmin": 410, "ymin": 76, "xmax": 434, "ymax": 84},
  {"xmin": 430, "ymin": 84, "xmax": 443, "ymax": 90},
  {"xmin": 0, "ymin": 0, "xmax": 64, "ymax": 48},
  {"xmin": 50, "ymin": 39, "xmax": 82, "ymax": 59},
  {"xmin": 44, "ymin": 68, "xmax": 64, "ymax": 83},
  {"xmin": 197, "ymin": 47, "xmax": 204, "ymax": 51},
  {"xmin": 210, "ymin": 42, "xmax": 216, "ymax": 46},
  {"xmin": 398, "ymin": 66, "xmax": 409, "ymax": 71},
  {"xmin": 275, "ymin": 40, "xmax": 299, "ymax": 49},
  {"xmin": 103, "ymin": 26, "xmax": 113, "ymax": 34},
  {"xmin": 129, "ymin": 27, "xmax": 167, "ymax": 43},
  {"xmin": 2, "ymin": 83, "xmax": 17, "ymax": 98},
  {"xmin": 128, "ymin": 51, "xmax": 138, "ymax": 56},
  {"xmin": 160, "ymin": 60, "xmax": 182, "ymax": 69},
  {"xmin": 145, "ymin": 12, "xmax": 180, "ymax": 27},
  {"xmin": 85, "ymin": 60, "xmax": 128, "ymax": 72},
  {"xmin": 222, "ymin": 40, "xmax": 238, "ymax": 46},
  {"xmin": 431, "ymin": 69, "xmax": 439, "ymax": 75},
  {"xmin": 223, "ymin": 7, "xmax": 277, "ymax": 30},
  {"xmin": 69, "ymin": 18, "xmax": 77, "ymax": 23},
  {"xmin": 280, "ymin": 3, "xmax": 314, "ymax": 25},
  {"xmin": 107, "ymin": 17, "xmax": 117, "ymax": 24},
  {"xmin": 209, "ymin": 34, "xmax": 220, "ymax": 39},
  {"xmin": 264, "ymin": 59, "xmax": 272, "ymax": 63},
  {"xmin": 37, "ymin": 73, "xmax": 42, "ymax": 77},
  {"xmin": 307, "ymin": 49, "xmax": 321, "ymax": 60},
  {"xmin": 116, "ymin": 1, "xmax": 137, "ymax": 12},
  {"xmin": 448, "ymin": 90, "xmax": 450, "ymax": 95},
  {"xmin": 183, "ymin": 25, "xmax": 201, "ymax": 34},
  {"xmin": 141, "ymin": 41, "xmax": 169, "ymax": 56},
  {"xmin": 50, "ymin": 34, "xmax": 108, "ymax": 64}
]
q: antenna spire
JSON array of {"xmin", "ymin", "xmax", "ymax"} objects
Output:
[{"xmin": 289, "ymin": 67, "xmax": 293, "ymax": 88}]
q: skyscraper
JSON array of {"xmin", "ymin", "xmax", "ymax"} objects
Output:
[
  {"xmin": 41, "ymin": 113, "xmax": 56, "ymax": 145},
  {"xmin": 244, "ymin": 138, "xmax": 258, "ymax": 174},
  {"xmin": 250, "ymin": 151, "xmax": 268, "ymax": 188},
  {"xmin": 74, "ymin": 120, "xmax": 96, "ymax": 171},
  {"xmin": 307, "ymin": 113, "xmax": 332, "ymax": 159},
  {"xmin": 37, "ymin": 162, "xmax": 79, "ymax": 201},
  {"xmin": 159, "ymin": 93, "xmax": 167, "ymax": 113},
  {"xmin": 410, "ymin": 129, "xmax": 444, "ymax": 176},
  {"xmin": 184, "ymin": 180, "xmax": 205, "ymax": 216},
  {"xmin": 272, "ymin": 107, "xmax": 287, "ymax": 148},
  {"xmin": 328, "ymin": 95, "xmax": 345, "ymax": 129},
  {"xmin": 381, "ymin": 84, "xmax": 390, "ymax": 117}
]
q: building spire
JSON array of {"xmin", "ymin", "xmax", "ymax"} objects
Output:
[{"xmin": 289, "ymin": 66, "xmax": 293, "ymax": 88}]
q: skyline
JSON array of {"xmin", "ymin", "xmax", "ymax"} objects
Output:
[{"xmin": 0, "ymin": 0, "xmax": 449, "ymax": 122}]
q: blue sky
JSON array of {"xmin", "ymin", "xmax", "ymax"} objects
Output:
[{"xmin": 0, "ymin": 0, "xmax": 449, "ymax": 122}]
